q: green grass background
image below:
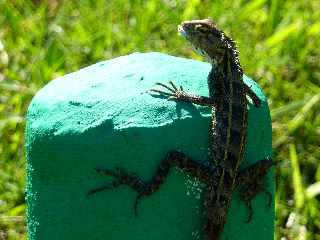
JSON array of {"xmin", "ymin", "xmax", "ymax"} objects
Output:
[{"xmin": 0, "ymin": 0, "xmax": 319, "ymax": 239}]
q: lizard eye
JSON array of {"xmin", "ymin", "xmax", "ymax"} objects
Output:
[
  {"xmin": 195, "ymin": 24, "xmax": 206, "ymax": 31},
  {"xmin": 197, "ymin": 27, "xmax": 209, "ymax": 34}
]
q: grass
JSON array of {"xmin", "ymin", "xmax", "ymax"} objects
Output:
[{"xmin": 0, "ymin": 0, "xmax": 319, "ymax": 239}]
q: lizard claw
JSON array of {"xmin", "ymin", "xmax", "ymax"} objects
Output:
[
  {"xmin": 150, "ymin": 81, "xmax": 187, "ymax": 101},
  {"xmin": 244, "ymin": 200, "xmax": 253, "ymax": 223},
  {"xmin": 89, "ymin": 167, "xmax": 128, "ymax": 196},
  {"xmin": 87, "ymin": 180, "xmax": 121, "ymax": 196},
  {"xmin": 168, "ymin": 96, "xmax": 178, "ymax": 101},
  {"xmin": 263, "ymin": 189, "xmax": 273, "ymax": 208},
  {"xmin": 149, "ymin": 88, "xmax": 172, "ymax": 96},
  {"xmin": 169, "ymin": 81, "xmax": 178, "ymax": 91},
  {"xmin": 134, "ymin": 194, "xmax": 144, "ymax": 217}
]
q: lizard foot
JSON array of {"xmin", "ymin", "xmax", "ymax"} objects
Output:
[
  {"xmin": 87, "ymin": 180, "xmax": 122, "ymax": 196},
  {"xmin": 244, "ymin": 199, "xmax": 253, "ymax": 223},
  {"xmin": 87, "ymin": 167, "xmax": 124, "ymax": 196},
  {"xmin": 150, "ymin": 81, "xmax": 190, "ymax": 102},
  {"xmin": 236, "ymin": 157, "xmax": 274, "ymax": 222},
  {"xmin": 88, "ymin": 166, "xmax": 149, "ymax": 216},
  {"xmin": 240, "ymin": 184, "xmax": 273, "ymax": 223}
]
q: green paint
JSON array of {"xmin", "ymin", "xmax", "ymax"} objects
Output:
[{"xmin": 25, "ymin": 52, "xmax": 274, "ymax": 240}]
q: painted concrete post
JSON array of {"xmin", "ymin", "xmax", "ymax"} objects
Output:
[{"xmin": 25, "ymin": 52, "xmax": 274, "ymax": 240}]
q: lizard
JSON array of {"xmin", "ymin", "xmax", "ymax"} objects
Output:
[{"xmin": 88, "ymin": 19, "xmax": 274, "ymax": 240}]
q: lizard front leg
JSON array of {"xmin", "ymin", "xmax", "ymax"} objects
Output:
[
  {"xmin": 150, "ymin": 81, "xmax": 215, "ymax": 107},
  {"xmin": 244, "ymin": 84, "xmax": 261, "ymax": 107},
  {"xmin": 88, "ymin": 150, "xmax": 217, "ymax": 216}
]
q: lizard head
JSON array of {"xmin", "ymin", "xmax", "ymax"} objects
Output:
[{"xmin": 178, "ymin": 19, "xmax": 237, "ymax": 64}]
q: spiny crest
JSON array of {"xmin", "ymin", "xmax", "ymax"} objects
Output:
[{"xmin": 222, "ymin": 33, "xmax": 242, "ymax": 73}]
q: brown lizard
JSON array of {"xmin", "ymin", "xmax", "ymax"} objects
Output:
[{"xmin": 88, "ymin": 19, "xmax": 274, "ymax": 240}]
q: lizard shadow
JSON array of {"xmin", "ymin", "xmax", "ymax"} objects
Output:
[
  {"xmin": 149, "ymin": 93, "xmax": 205, "ymax": 119},
  {"xmin": 174, "ymin": 101, "xmax": 204, "ymax": 119}
]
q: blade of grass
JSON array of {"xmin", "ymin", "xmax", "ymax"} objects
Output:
[
  {"xmin": 288, "ymin": 94, "xmax": 320, "ymax": 132},
  {"xmin": 182, "ymin": 0, "xmax": 201, "ymax": 20},
  {"xmin": 0, "ymin": 116, "xmax": 24, "ymax": 130},
  {"xmin": 265, "ymin": 20, "xmax": 301, "ymax": 48},
  {"xmin": 306, "ymin": 182, "xmax": 320, "ymax": 199},
  {"xmin": 267, "ymin": 0, "xmax": 280, "ymax": 34},
  {"xmin": 307, "ymin": 21, "xmax": 320, "ymax": 36},
  {"xmin": 238, "ymin": 0, "xmax": 267, "ymax": 21},
  {"xmin": 271, "ymin": 98, "xmax": 310, "ymax": 120},
  {"xmin": 0, "ymin": 83, "xmax": 37, "ymax": 94},
  {"xmin": 289, "ymin": 143, "xmax": 304, "ymax": 209}
]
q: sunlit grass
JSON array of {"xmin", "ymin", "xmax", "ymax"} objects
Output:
[{"xmin": 0, "ymin": 0, "xmax": 319, "ymax": 239}]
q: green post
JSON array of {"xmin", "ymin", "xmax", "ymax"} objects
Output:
[{"xmin": 25, "ymin": 52, "xmax": 274, "ymax": 240}]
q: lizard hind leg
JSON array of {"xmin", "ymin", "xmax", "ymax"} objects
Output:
[
  {"xmin": 236, "ymin": 157, "xmax": 274, "ymax": 222},
  {"xmin": 88, "ymin": 150, "xmax": 216, "ymax": 216}
]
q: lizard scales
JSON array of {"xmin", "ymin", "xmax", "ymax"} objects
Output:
[{"xmin": 89, "ymin": 19, "xmax": 273, "ymax": 240}]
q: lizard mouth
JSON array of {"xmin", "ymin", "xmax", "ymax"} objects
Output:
[
  {"xmin": 178, "ymin": 24, "xmax": 205, "ymax": 57},
  {"xmin": 177, "ymin": 24, "xmax": 187, "ymax": 38}
]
